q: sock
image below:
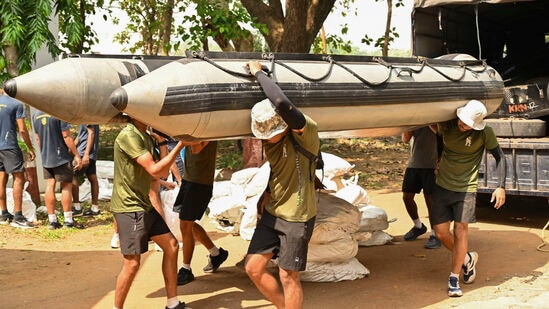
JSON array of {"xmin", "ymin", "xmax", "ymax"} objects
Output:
[
  {"xmin": 463, "ymin": 252, "xmax": 471, "ymax": 265},
  {"xmin": 48, "ymin": 214, "xmax": 57, "ymax": 223},
  {"xmin": 450, "ymin": 272, "xmax": 459, "ymax": 279},
  {"xmin": 64, "ymin": 211, "xmax": 73, "ymax": 223},
  {"xmin": 91, "ymin": 204, "xmax": 100, "ymax": 212},
  {"xmin": 166, "ymin": 297, "xmax": 180, "ymax": 309},
  {"xmin": 14, "ymin": 211, "xmax": 23, "ymax": 218},
  {"xmin": 182, "ymin": 263, "xmax": 191, "ymax": 270},
  {"xmin": 413, "ymin": 219, "xmax": 422, "ymax": 228},
  {"xmin": 209, "ymin": 246, "xmax": 220, "ymax": 256},
  {"xmin": 73, "ymin": 203, "xmax": 81, "ymax": 210},
  {"xmin": 2, "ymin": 209, "xmax": 9, "ymax": 216}
]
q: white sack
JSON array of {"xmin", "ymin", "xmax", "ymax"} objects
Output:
[
  {"xmin": 315, "ymin": 152, "xmax": 354, "ymax": 180},
  {"xmin": 316, "ymin": 192, "xmax": 361, "ymax": 234},
  {"xmin": 212, "ymin": 180, "xmax": 233, "ymax": 199},
  {"xmin": 358, "ymin": 230, "xmax": 393, "ymax": 247},
  {"xmin": 243, "ymin": 162, "xmax": 270, "ymax": 197},
  {"xmin": 358, "ymin": 205, "xmax": 389, "ymax": 232},
  {"xmin": 239, "ymin": 194, "xmax": 260, "ymax": 240},
  {"xmin": 6, "ymin": 185, "xmax": 37, "ymax": 222},
  {"xmin": 300, "ymin": 258, "xmax": 370, "ymax": 282},
  {"xmin": 334, "ymin": 184, "xmax": 370, "ymax": 206},
  {"xmin": 160, "ymin": 188, "xmax": 182, "ymax": 242},
  {"xmin": 307, "ymin": 234, "xmax": 358, "ymax": 263},
  {"xmin": 231, "ymin": 167, "xmax": 260, "ymax": 186}
]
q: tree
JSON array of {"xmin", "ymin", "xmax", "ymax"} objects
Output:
[
  {"xmin": 360, "ymin": 0, "xmax": 404, "ymax": 56},
  {"xmin": 109, "ymin": 0, "xmax": 181, "ymax": 55},
  {"xmin": 57, "ymin": 0, "xmax": 107, "ymax": 54},
  {"xmin": 240, "ymin": 0, "xmax": 336, "ymax": 53}
]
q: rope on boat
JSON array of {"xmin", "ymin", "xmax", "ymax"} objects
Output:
[{"xmin": 190, "ymin": 50, "xmax": 488, "ymax": 87}]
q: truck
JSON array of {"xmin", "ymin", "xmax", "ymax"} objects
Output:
[{"xmin": 412, "ymin": 0, "xmax": 549, "ymax": 198}]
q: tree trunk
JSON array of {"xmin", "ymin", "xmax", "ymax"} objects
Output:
[
  {"xmin": 159, "ymin": 0, "xmax": 174, "ymax": 56},
  {"xmin": 383, "ymin": 0, "xmax": 393, "ymax": 57},
  {"xmin": 241, "ymin": 0, "xmax": 336, "ymax": 52}
]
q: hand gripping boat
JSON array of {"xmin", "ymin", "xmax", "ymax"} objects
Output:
[{"xmin": 110, "ymin": 51, "xmax": 504, "ymax": 140}]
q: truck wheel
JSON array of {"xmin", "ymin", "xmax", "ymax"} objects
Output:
[{"xmin": 484, "ymin": 118, "xmax": 546, "ymax": 137}]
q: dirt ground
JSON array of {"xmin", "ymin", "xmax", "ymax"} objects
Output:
[
  {"xmin": 0, "ymin": 190, "xmax": 548, "ymax": 309},
  {"xmin": 1, "ymin": 137, "xmax": 548, "ymax": 308}
]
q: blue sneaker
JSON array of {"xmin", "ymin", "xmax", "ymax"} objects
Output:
[
  {"xmin": 72, "ymin": 207, "xmax": 83, "ymax": 217},
  {"xmin": 448, "ymin": 276, "xmax": 463, "ymax": 297},
  {"xmin": 462, "ymin": 251, "xmax": 478, "ymax": 284},
  {"xmin": 404, "ymin": 223, "xmax": 427, "ymax": 241}
]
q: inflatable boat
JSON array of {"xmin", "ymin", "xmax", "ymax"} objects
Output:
[
  {"xmin": 4, "ymin": 52, "xmax": 504, "ymax": 139},
  {"xmin": 110, "ymin": 51, "xmax": 504, "ymax": 140},
  {"xmin": 3, "ymin": 54, "xmax": 183, "ymax": 124}
]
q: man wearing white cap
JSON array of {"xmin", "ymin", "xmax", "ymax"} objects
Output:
[
  {"xmin": 430, "ymin": 99, "xmax": 506, "ymax": 297},
  {"xmin": 244, "ymin": 60, "xmax": 320, "ymax": 309}
]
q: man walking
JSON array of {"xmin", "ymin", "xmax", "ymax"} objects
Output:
[
  {"xmin": 431, "ymin": 100, "xmax": 506, "ymax": 297},
  {"xmin": 0, "ymin": 86, "xmax": 35, "ymax": 228}
]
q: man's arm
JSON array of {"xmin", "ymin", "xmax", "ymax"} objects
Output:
[
  {"xmin": 135, "ymin": 140, "xmax": 186, "ymax": 180},
  {"xmin": 62, "ymin": 128, "xmax": 81, "ymax": 170},
  {"xmin": 16, "ymin": 118, "xmax": 35, "ymax": 161},
  {"xmin": 488, "ymin": 145, "xmax": 506, "ymax": 209},
  {"xmin": 247, "ymin": 61, "xmax": 306, "ymax": 133},
  {"xmin": 81, "ymin": 125, "xmax": 95, "ymax": 167},
  {"xmin": 402, "ymin": 131, "xmax": 413, "ymax": 143}
]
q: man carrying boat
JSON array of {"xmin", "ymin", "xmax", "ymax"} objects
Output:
[
  {"xmin": 430, "ymin": 100, "xmax": 506, "ymax": 297},
  {"xmin": 244, "ymin": 60, "xmax": 320, "ymax": 309}
]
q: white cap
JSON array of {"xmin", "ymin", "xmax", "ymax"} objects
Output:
[
  {"xmin": 457, "ymin": 100, "xmax": 487, "ymax": 130},
  {"xmin": 251, "ymin": 99, "xmax": 288, "ymax": 139}
]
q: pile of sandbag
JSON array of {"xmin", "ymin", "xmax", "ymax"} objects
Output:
[{"xmin": 300, "ymin": 192, "xmax": 371, "ymax": 282}]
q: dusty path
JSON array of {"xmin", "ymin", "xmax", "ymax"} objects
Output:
[{"xmin": 1, "ymin": 191, "xmax": 548, "ymax": 309}]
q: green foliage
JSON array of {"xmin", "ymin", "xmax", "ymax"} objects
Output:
[
  {"xmin": 0, "ymin": 0, "xmax": 61, "ymax": 81},
  {"xmin": 180, "ymin": 0, "xmax": 264, "ymax": 52},
  {"xmin": 57, "ymin": 0, "xmax": 106, "ymax": 53}
]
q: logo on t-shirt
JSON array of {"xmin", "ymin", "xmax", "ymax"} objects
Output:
[{"xmin": 465, "ymin": 136, "xmax": 472, "ymax": 147}]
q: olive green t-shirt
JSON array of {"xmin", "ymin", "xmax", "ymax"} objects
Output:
[
  {"xmin": 110, "ymin": 123, "xmax": 155, "ymax": 213},
  {"xmin": 264, "ymin": 116, "xmax": 320, "ymax": 222},
  {"xmin": 183, "ymin": 141, "xmax": 217, "ymax": 185},
  {"xmin": 436, "ymin": 119, "xmax": 499, "ymax": 192}
]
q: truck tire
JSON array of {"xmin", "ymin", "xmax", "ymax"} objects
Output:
[{"xmin": 485, "ymin": 118, "xmax": 546, "ymax": 137}]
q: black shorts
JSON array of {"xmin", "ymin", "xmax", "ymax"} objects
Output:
[
  {"xmin": 431, "ymin": 184, "xmax": 477, "ymax": 225},
  {"xmin": 114, "ymin": 207, "xmax": 171, "ymax": 255},
  {"xmin": 0, "ymin": 148, "xmax": 25, "ymax": 174},
  {"xmin": 74, "ymin": 159, "xmax": 97, "ymax": 177},
  {"xmin": 402, "ymin": 168, "xmax": 436, "ymax": 194},
  {"xmin": 247, "ymin": 210, "xmax": 315, "ymax": 272},
  {"xmin": 173, "ymin": 180, "xmax": 213, "ymax": 221},
  {"xmin": 43, "ymin": 162, "xmax": 73, "ymax": 183}
]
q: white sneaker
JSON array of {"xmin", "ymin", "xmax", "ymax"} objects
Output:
[{"xmin": 110, "ymin": 233, "xmax": 120, "ymax": 249}]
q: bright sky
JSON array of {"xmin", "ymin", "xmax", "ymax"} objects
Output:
[{"xmin": 91, "ymin": 0, "xmax": 414, "ymax": 54}]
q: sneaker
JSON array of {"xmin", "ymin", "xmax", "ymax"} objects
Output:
[
  {"xmin": 64, "ymin": 220, "xmax": 85, "ymax": 229},
  {"xmin": 177, "ymin": 267, "xmax": 194, "ymax": 285},
  {"xmin": 72, "ymin": 207, "xmax": 83, "ymax": 217},
  {"xmin": 110, "ymin": 234, "xmax": 120, "ymax": 249},
  {"xmin": 203, "ymin": 247, "xmax": 229, "ymax": 273},
  {"xmin": 462, "ymin": 251, "xmax": 478, "ymax": 284},
  {"xmin": 424, "ymin": 235, "xmax": 441, "ymax": 249},
  {"xmin": 49, "ymin": 221, "xmax": 62, "ymax": 230},
  {"xmin": 11, "ymin": 216, "xmax": 35, "ymax": 229},
  {"xmin": 448, "ymin": 276, "xmax": 463, "ymax": 297},
  {"xmin": 166, "ymin": 301, "xmax": 190, "ymax": 309},
  {"xmin": 83, "ymin": 209, "xmax": 101, "ymax": 216},
  {"xmin": 0, "ymin": 212, "xmax": 14, "ymax": 225},
  {"xmin": 404, "ymin": 223, "xmax": 427, "ymax": 241}
]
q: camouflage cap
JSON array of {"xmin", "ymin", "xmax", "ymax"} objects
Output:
[{"xmin": 251, "ymin": 99, "xmax": 288, "ymax": 139}]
